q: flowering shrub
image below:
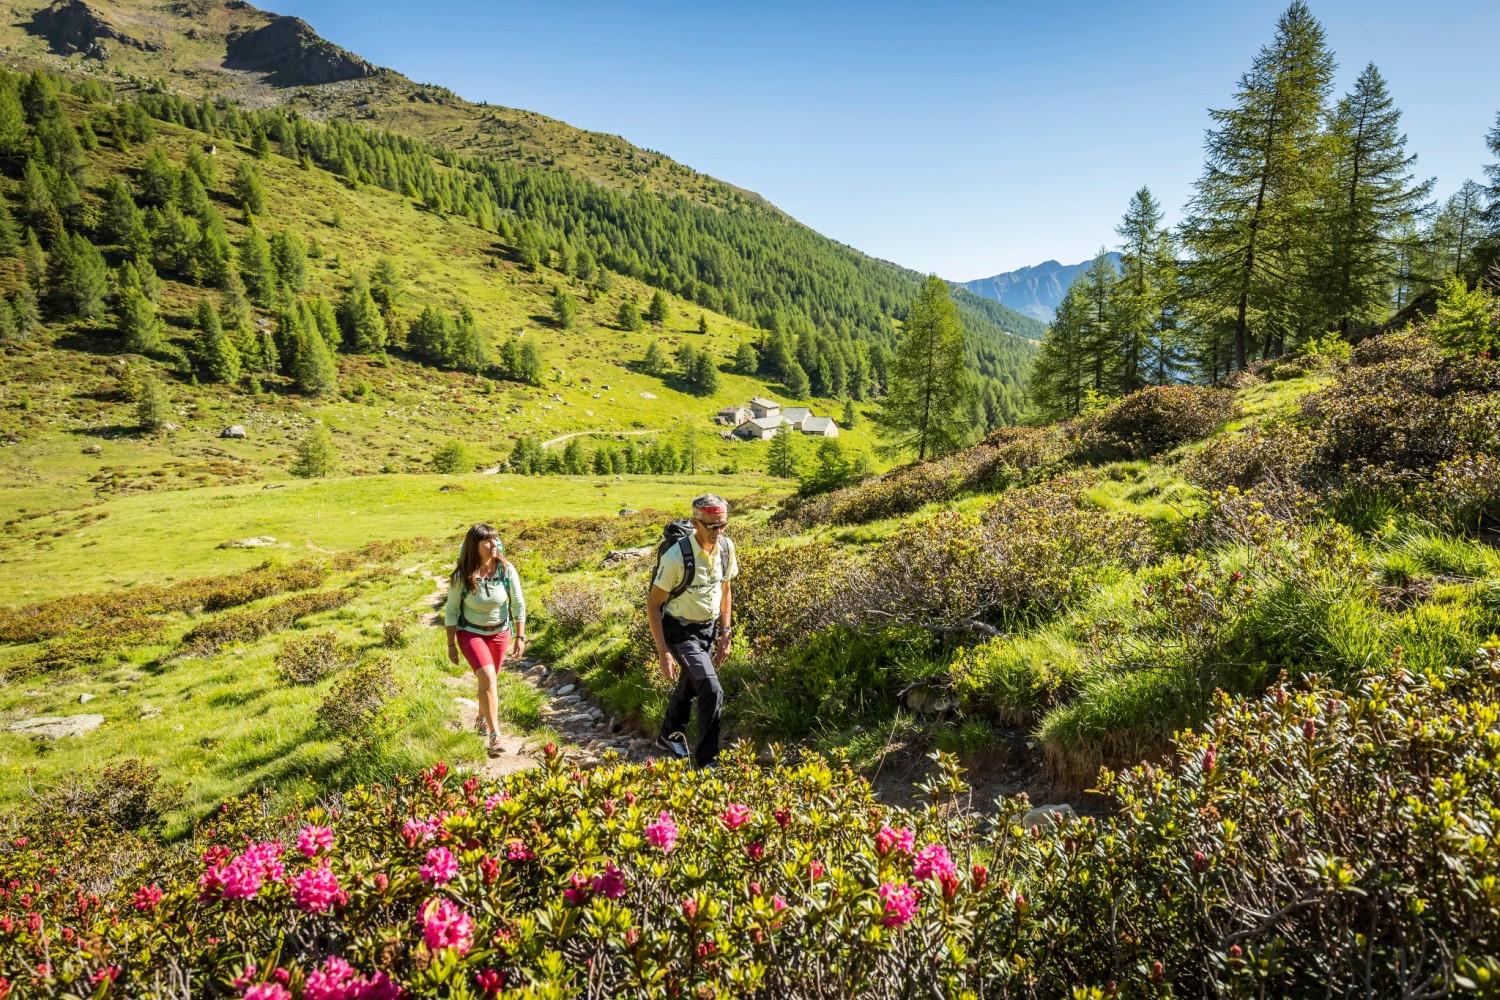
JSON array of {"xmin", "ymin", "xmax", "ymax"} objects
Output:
[
  {"xmin": 2, "ymin": 646, "xmax": 1496, "ymax": 996},
  {"xmin": 1076, "ymin": 385, "xmax": 1241, "ymax": 460}
]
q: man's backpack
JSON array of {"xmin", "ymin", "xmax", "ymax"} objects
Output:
[{"xmin": 652, "ymin": 520, "xmax": 730, "ymax": 602}]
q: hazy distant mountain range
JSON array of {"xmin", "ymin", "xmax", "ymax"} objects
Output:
[{"xmin": 958, "ymin": 255, "xmax": 1121, "ymax": 324}]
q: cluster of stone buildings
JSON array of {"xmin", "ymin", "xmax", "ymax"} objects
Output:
[{"xmin": 716, "ymin": 397, "xmax": 840, "ymax": 440}]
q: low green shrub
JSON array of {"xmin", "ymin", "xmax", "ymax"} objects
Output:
[
  {"xmin": 1076, "ymin": 385, "xmax": 1240, "ymax": 460},
  {"xmin": 381, "ymin": 617, "xmax": 410, "ymax": 649},
  {"xmin": 1417, "ymin": 453, "xmax": 1500, "ymax": 536},
  {"xmin": 37, "ymin": 758, "xmax": 180, "ymax": 833},
  {"xmin": 541, "ymin": 581, "xmax": 610, "ymax": 638},
  {"xmin": 951, "ymin": 630, "xmax": 1087, "ymax": 726},
  {"xmin": 274, "ymin": 631, "xmax": 359, "ymax": 685},
  {"xmin": 179, "ymin": 589, "xmax": 351, "ymax": 656},
  {"xmin": 316, "ymin": 655, "xmax": 397, "ymax": 752}
]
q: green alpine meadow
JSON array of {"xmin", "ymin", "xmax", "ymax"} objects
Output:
[{"xmin": 0, "ymin": 0, "xmax": 1497, "ymax": 995}]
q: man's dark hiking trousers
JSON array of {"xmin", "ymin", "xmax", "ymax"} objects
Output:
[{"xmin": 662, "ymin": 615, "xmax": 722, "ymax": 766}]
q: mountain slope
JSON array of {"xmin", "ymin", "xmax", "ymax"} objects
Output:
[
  {"xmin": 0, "ymin": 0, "xmax": 1040, "ymax": 392},
  {"xmin": 959, "ymin": 255, "xmax": 1120, "ymax": 323}
]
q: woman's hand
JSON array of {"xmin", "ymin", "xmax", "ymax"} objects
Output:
[
  {"xmin": 447, "ymin": 643, "xmax": 460, "ymax": 665},
  {"xmin": 511, "ymin": 635, "xmax": 527, "ymax": 659}
]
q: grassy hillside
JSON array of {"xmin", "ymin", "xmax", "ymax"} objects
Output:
[{"xmin": 0, "ymin": 74, "xmax": 900, "ymax": 515}]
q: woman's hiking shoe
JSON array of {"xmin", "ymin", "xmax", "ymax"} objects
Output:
[
  {"xmin": 487, "ymin": 733, "xmax": 503, "ymax": 756},
  {"xmin": 655, "ymin": 731, "xmax": 690, "ymax": 759}
]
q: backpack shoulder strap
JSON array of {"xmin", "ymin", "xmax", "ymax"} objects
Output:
[
  {"xmin": 668, "ymin": 534, "xmax": 695, "ymax": 601},
  {"xmin": 719, "ymin": 538, "xmax": 731, "ymax": 578}
]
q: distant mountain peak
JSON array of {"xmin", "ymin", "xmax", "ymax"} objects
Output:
[
  {"xmin": 224, "ymin": 14, "xmax": 379, "ymax": 85},
  {"xmin": 958, "ymin": 255, "xmax": 1119, "ymax": 323}
]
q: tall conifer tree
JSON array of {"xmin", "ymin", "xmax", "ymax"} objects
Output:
[
  {"xmin": 876, "ymin": 276, "xmax": 974, "ymax": 460},
  {"xmin": 1181, "ymin": 1, "xmax": 1335, "ymax": 370}
]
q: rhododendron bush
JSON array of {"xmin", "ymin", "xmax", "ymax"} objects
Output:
[{"xmin": 2, "ymin": 643, "xmax": 1498, "ymax": 997}]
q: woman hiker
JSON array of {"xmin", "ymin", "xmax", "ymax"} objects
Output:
[{"xmin": 444, "ymin": 523, "xmax": 526, "ymax": 756}]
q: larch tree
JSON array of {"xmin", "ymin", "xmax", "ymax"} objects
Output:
[
  {"xmin": 1028, "ymin": 279, "xmax": 1092, "ymax": 419},
  {"xmin": 1181, "ymin": 1, "xmax": 1335, "ymax": 370},
  {"xmin": 876, "ymin": 276, "xmax": 974, "ymax": 461},
  {"xmin": 1310, "ymin": 63, "xmax": 1432, "ymax": 336},
  {"xmin": 1111, "ymin": 188, "xmax": 1181, "ymax": 389}
]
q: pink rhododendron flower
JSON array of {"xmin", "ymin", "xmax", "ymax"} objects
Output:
[
  {"xmin": 721, "ymin": 803, "xmax": 751, "ymax": 830},
  {"xmin": 912, "ymin": 843, "xmax": 957, "ymax": 882},
  {"xmin": 203, "ymin": 845, "xmax": 233, "ymax": 867},
  {"xmin": 591, "ymin": 861, "xmax": 627, "ymax": 900},
  {"xmin": 402, "ymin": 817, "xmax": 439, "ymax": 847},
  {"xmin": 231, "ymin": 966, "xmax": 258, "ymax": 989},
  {"xmin": 422, "ymin": 897, "xmax": 474, "ymax": 954},
  {"xmin": 291, "ymin": 862, "xmax": 345, "ymax": 914},
  {"xmin": 1201, "ymin": 742, "xmax": 1218, "ymax": 773},
  {"xmin": 773, "ymin": 895, "xmax": 787, "ymax": 912},
  {"xmin": 132, "ymin": 885, "xmax": 163, "ymax": 911},
  {"xmin": 875, "ymin": 825, "xmax": 915, "ymax": 857},
  {"xmin": 301, "ymin": 956, "xmax": 396, "ymax": 1000},
  {"xmin": 243, "ymin": 986, "xmax": 290, "ymax": 1000},
  {"xmin": 504, "ymin": 839, "xmax": 533, "ymax": 861},
  {"xmin": 419, "ymin": 846, "xmax": 459, "ymax": 886},
  {"xmin": 296, "ymin": 825, "xmax": 334, "ymax": 859},
  {"xmin": 746, "ymin": 841, "xmax": 765, "ymax": 862},
  {"xmin": 483, "ymin": 793, "xmax": 505, "ymax": 813},
  {"xmin": 645, "ymin": 811, "xmax": 678, "ymax": 853},
  {"xmin": 809, "ymin": 860, "xmax": 825, "ymax": 880},
  {"xmin": 563, "ymin": 872, "xmax": 590, "ymax": 905},
  {"xmin": 475, "ymin": 969, "xmax": 506, "ymax": 994},
  {"xmin": 879, "ymin": 881, "xmax": 920, "ymax": 927},
  {"xmin": 774, "ymin": 807, "xmax": 791, "ymax": 829},
  {"xmin": 219, "ymin": 861, "xmax": 262, "ymax": 901}
]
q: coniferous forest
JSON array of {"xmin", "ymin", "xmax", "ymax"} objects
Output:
[{"xmin": 1029, "ymin": 1, "xmax": 1499, "ymax": 416}]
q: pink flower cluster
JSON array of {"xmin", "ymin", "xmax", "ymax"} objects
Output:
[
  {"xmin": 243, "ymin": 985, "xmax": 290, "ymax": 1000},
  {"xmin": 422, "ymin": 898, "xmax": 474, "ymax": 954},
  {"xmin": 132, "ymin": 885, "xmax": 162, "ymax": 911},
  {"xmin": 645, "ymin": 811, "xmax": 678, "ymax": 853},
  {"xmin": 199, "ymin": 842, "xmax": 285, "ymax": 902},
  {"xmin": 291, "ymin": 862, "xmax": 347, "ymax": 914},
  {"xmin": 563, "ymin": 872, "xmax": 590, "ymax": 905},
  {"xmin": 720, "ymin": 803, "xmax": 751, "ymax": 831},
  {"xmin": 504, "ymin": 839, "xmax": 533, "ymax": 861},
  {"xmin": 401, "ymin": 817, "xmax": 440, "ymax": 848},
  {"xmin": 591, "ymin": 861, "xmax": 627, "ymax": 900},
  {"xmin": 875, "ymin": 825, "xmax": 915, "ymax": 857},
  {"xmin": 419, "ymin": 847, "xmax": 459, "ymax": 886},
  {"xmin": 912, "ymin": 843, "xmax": 956, "ymax": 882},
  {"xmin": 296, "ymin": 825, "xmax": 335, "ymax": 858},
  {"xmin": 878, "ymin": 881, "xmax": 920, "ymax": 928},
  {"xmin": 303, "ymin": 955, "xmax": 399, "ymax": 1000}
]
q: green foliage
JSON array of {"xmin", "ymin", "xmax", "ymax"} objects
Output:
[
  {"xmin": 733, "ymin": 339, "xmax": 757, "ymax": 375},
  {"xmin": 1077, "ymin": 385, "xmax": 1240, "ymax": 460},
  {"xmin": 551, "ymin": 286, "xmax": 577, "ymax": 329},
  {"xmin": 641, "ymin": 337, "xmax": 664, "ymax": 374},
  {"xmin": 116, "ymin": 287, "xmax": 163, "ymax": 354},
  {"xmin": 195, "ymin": 299, "xmax": 240, "ymax": 384},
  {"xmin": 431, "ymin": 439, "xmax": 473, "ymax": 474},
  {"xmin": 132, "ymin": 374, "xmax": 170, "ymax": 431},
  {"xmin": 274, "ymin": 630, "xmax": 358, "ymax": 685},
  {"xmin": 616, "ymin": 298, "xmax": 643, "ymax": 332},
  {"xmin": 46, "ymin": 230, "xmax": 108, "ymax": 320},
  {"xmin": 877, "ymin": 276, "xmax": 974, "ymax": 460},
  {"xmin": 231, "ymin": 160, "xmax": 268, "ymax": 215},
  {"xmin": 292, "ymin": 424, "xmax": 339, "ymax": 478},
  {"xmin": 1428, "ymin": 275, "xmax": 1498, "ymax": 359},
  {"xmin": 644, "ymin": 287, "xmax": 668, "ymax": 324},
  {"xmin": 337, "ymin": 271, "xmax": 387, "ymax": 353},
  {"xmin": 766, "ymin": 423, "xmax": 798, "ymax": 478}
]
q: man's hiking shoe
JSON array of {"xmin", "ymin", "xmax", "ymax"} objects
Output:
[{"xmin": 655, "ymin": 731, "xmax": 690, "ymax": 759}]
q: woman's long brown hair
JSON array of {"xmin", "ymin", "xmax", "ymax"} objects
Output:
[{"xmin": 451, "ymin": 523, "xmax": 501, "ymax": 593}]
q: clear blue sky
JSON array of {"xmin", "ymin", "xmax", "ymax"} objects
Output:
[{"xmin": 261, "ymin": 1, "xmax": 1499, "ymax": 281}]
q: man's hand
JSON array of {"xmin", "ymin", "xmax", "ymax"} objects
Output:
[
  {"xmin": 713, "ymin": 632, "xmax": 731, "ymax": 667},
  {"xmin": 658, "ymin": 651, "xmax": 677, "ymax": 681}
]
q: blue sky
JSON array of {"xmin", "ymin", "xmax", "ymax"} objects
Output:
[{"xmin": 262, "ymin": 1, "xmax": 1499, "ymax": 281}]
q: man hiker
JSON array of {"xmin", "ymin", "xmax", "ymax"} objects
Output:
[{"xmin": 648, "ymin": 493, "xmax": 738, "ymax": 768}]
